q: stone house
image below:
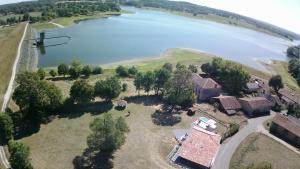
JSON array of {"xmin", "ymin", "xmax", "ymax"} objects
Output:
[{"xmin": 192, "ymin": 74, "xmax": 221, "ymax": 102}]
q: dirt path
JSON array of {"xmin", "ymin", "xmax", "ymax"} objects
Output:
[{"xmin": 0, "ymin": 22, "xmax": 29, "ymax": 169}]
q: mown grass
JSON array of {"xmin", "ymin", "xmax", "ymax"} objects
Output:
[
  {"xmin": 31, "ymin": 22, "xmax": 58, "ymax": 30},
  {"xmin": 230, "ymin": 133, "xmax": 300, "ymax": 169},
  {"xmin": 0, "ymin": 23, "xmax": 26, "ymax": 108},
  {"xmin": 268, "ymin": 60, "xmax": 300, "ymax": 94},
  {"xmin": 52, "ymin": 11, "xmax": 124, "ymax": 27}
]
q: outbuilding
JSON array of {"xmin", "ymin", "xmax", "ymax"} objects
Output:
[{"xmin": 239, "ymin": 97, "xmax": 272, "ymax": 117}]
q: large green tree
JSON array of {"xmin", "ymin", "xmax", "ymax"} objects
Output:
[
  {"xmin": 0, "ymin": 113, "xmax": 13, "ymax": 143},
  {"xmin": 57, "ymin": 63, "xmax": 69, "ymax": 77},
  {"xmin": 8, "ymin": 141, "xmax": 33, "ymax": 169},
  {"xmin": 87, "ymin": 114, "xmax": 128, "ymax": 153},
  {"xmin": 164, "ymin": 66, "xmax": 196, "ymax": 107},
  {"xmin": 141, "ymin": 71, "xmax": 155, "ymax": 94},
  {"xmin": 69, "ymin": 60, "xmax": 82, "ymax": 79},
  {"xmin": 12, "ymin": 72, "xmax": 63, "ymax": 124},
  {"xmin": 70, "ymin": 80, "xmax": 94, "ymax": 104},
  {"xmin": 154, "ymin": 68, "xmax": 171, "ymax": 95},
  {"xmin": 94, "ymin": 76, "xmax": 122, "ymax": 101},
  {"xmin": 202, "ymin": 58, "xmax": 250, "ymax": 95},
  {"xmin": 134, "ymin": 72, "xmax": 143, "ymax": 94},
  {"xmin": 81, "ymin": 65, "xmax": 92, "ymax": 77},
  {"xmin": 268, "ymin": 75, "xmax": 284, "ymax": 93}
]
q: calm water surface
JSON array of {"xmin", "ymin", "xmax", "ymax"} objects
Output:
[{"xmin": 40, "ymin": 7, "xmax": 292, "ymax": 70}]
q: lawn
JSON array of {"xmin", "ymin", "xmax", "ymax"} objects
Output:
[
  {"xmin": 0, "ymin": 23, "xmax": 26, "ymax": 108},
  {"xmin": 267, "ymin": 60, "xmax": 300, "ymax": 94},
  {"xmin": 52, "ymin": 11, "xmax": 124, "ymax": 27},
  {"xmin": 230, "ymin": 133, "xmax": 300, "ymax": 169},
  {"xmin": 17, "ymin": 78, "xmax": 201, "ymax": 169},
  {"xmin": 31, "ymin": 22, "xmax": 58, "ymax": 30}
]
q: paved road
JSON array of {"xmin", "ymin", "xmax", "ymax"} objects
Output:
[
  {"xmin": 212, "ymin": 112, "xmax": 275, "ymax": 169},
  {"xmin": 49, "ymin": 22, "xmax": 65, "ymax": 28},
  {"xmin": 0, "ymin": 22, "xmax": 29, "ymax": 169}
]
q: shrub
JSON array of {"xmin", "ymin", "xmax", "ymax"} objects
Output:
[
  {"xmin": 49, "ymin": 69, "xmax": 57, "ymax": 78},
  {"xmin": 8, "ymin": 141, "xmax": 33, "ymax": 169},
  {"xmin": 57, "ymin": 63, "xmax": 69, "ymax": 77},
  {"xmin": 222, "ymin": 123, "xmax": 240, "ymax": 141},
  {"xmin": 116, "ymin": 65, "xmax": 129, "ymax": 77},
  {"xmin": 93, "ymin": 66, "xmax": 103, "ymax": 75},
  {"xmin": 122, "ymin": 83, "xmax": 128, "ymax": 92},
  {"xmin": 37, "ymin": 68, "xmax": 46, "ymax": 80},
  {"xmin": 81, "ymin": 65, "xmax": 92, "ymax": 77},
  {"xmin": 0, "ymin": 113, "xmax": 13, "ymax": 143}
]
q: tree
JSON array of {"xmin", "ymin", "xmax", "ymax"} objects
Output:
[
  {"xmin": 202, "ymin": 58, "xmax": 250, "ymax": 95},
  {"xmin": 58, "ymin": 63, "xmax": 69, "ymax": 77},
  {"xmin": 69, "ymin": 60, "xmax": 82, "ymax": 79},
  {"xmin": 49, "ymin": 69, "xmax": 57, "ymax": 78},
  {"xmin": 142, "ymin": 71, "xmax": 155, "ymax": 94},
  {"xmin": 8, "ymin": 141, "xmax": 33, "ymax": 169},
  {"xmin": 12, "ymin": 72, "xmax": 63, "ymax": 124},
  {"xmin": 70, "ymin": 80, "xmax": 94, "ymax": 104},
  {"xmin": 22, "ymin": 13, "xmax": 30, "ymax": 21},
  {"xmin": 0, "ymin": 113, "xmax": 13, "ymax": 143},
  {"xmin": 94, "ymin": 76, "xmax": 122, "ymax": 101},
  {"xmin": 188, "ymin": 64, "xmax": 198, "ymax": 73},
  {"xmin": 81, "ymin": 65, "xmax": 92, "ymax": 77},
  {"xmin": 162, "ymin": 62, "xmax": 173, "ymax": 72},
  {"xmin": 122, "ymin": 83, "xmax": 128, "ymax": 92},
  {"xmin": 134, "ymin": 72, "xmax": 143, "ymax": 94},
  {"xmin": 287, "ymin": 104, "xmax": 300, "ymax": 118},
  {"xmin": 93, "ymin": 66, "xmax": 103, "ymax": 75},
  {"xmin": 164, "ymin": 67, "xmax": 196, "ymax": 107},
  {"xmin": 128, "ymin": 66, "xmax": 138, "ymax": 76},
  {"xmin": 268, "ymin": 75, "xmax": 283, "ymax": 93},
  {"xmin": 154, "ymin": 68, "xmax": 171, "ymax": 95},
  {"xmin": 37, "ymin": 68, "xmax": 46, "ymax": 80},
  {"xmin": 116, "ymin": 65, "xmax": 128, "ymax": 77},
  {"xmin": 87, "ymin": 114, "xmax": 129, "ymax": 153}
]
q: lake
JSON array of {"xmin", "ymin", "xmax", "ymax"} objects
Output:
[{"xmin": 40, "ymin": 7, "xmax": 292, "ymax": 70}]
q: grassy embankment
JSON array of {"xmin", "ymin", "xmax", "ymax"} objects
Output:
[
  {"xmin": 230, "ymin": 133, "xmax": 300, "ymax": 169},
  {"xmin": 143, "ymin": 7, "xmax": 290, "ymax": 40},
  {"xmin": 0, "ymin": 23, "xmax": 26, "ymax": 108},
  {"xmin": 32, "ymin": 10, "xmax": 130, "ymax": 30},
  {"xmin": 266, "ymin": 60, "xmax": 300, "ymax": 94}
]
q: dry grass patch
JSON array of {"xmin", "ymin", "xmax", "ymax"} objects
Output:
[
  {"xmin": 230, "ymin": 133, "xmax": 300, "ymax": 169},
  {"xmin": 0, "ymin": 24, "xmax": 25, "ymax": 107}
]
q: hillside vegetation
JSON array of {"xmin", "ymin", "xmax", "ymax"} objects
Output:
[{"xmin": 121, "ymin": 0, "xmax": 300, "ymax": 40}]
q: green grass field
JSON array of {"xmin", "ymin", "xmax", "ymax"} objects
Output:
[
  {"xmin": 0, "ymin": 24, "xmax": 26, "ymax": 108},
  {"xmin": 31, "ymin": 22, "xmax": 58, "ymax": 30},
  {"xmin": 268, "ymin": 60, "xmax": 300, "ymax": 93},
  {"xmin": 230, "ymin": 133, "xmax": 300, "ymax": 169},
  {"xmin": 52, "ymin": 11, "xmax": 123, "ymax": 27}
]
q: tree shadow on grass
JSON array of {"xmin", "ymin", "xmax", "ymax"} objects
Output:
[
  {"xmin": 151, "ymin": 108, "xmax": 182, "ymax": 126},
  {"xmin": 59, "ymin": 100, "xmax": 114, "ymax": 119},
  {"xmin": 73, "ymin": 149, "xmax": 114, "ymax": 169},
  {"xmin": 123, "ymin": 95, "xmax": 162, "ymax": 106}
]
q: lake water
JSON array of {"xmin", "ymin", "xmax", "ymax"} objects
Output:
[{"xmin": 40, "ymin": 7, "xmax": 292, "ymax": 70}]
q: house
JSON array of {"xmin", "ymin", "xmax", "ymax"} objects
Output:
[
  {"xmin": 176, "ymin": 126, "xmax": 221, "ymax": 169},
  {"xmin": 278, "ymin": 88, "xmax": 300, "ymax": 105},
  {"xmin": 239, "ymin": 97, "xmax": 272, "ymax": 117},
  {"xmin": 212, "ymin": 96, "xmax": 242, "ymax": 115},
  {"xmin": 192, "ymin": 74, "xmax": 221, "ymax": 102},
  {"xmin": 270, "ymin": 114, "xmax": 300, "ymax": 148}
]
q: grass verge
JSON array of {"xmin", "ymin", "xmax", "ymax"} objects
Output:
[
  {"xmin": 31, "ymin": 22, "xmax": 58, "ymax": 30},
  {"xmin": 230, "ymin": 133, "xmax": 300, "ymax": 169},
  {"xmin": 52, "ymin": 11, "xmax": 124, "ymax": 27},
  {"xmin": 0, "ymin": 23, "xmax": 26, "ymax": 108}
]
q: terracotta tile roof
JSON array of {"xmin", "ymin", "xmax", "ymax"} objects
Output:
[
  {"xmin": 192, "ymin": 74, "xmax": 221, "ymax": 89},
  {"xmin": 214, "ymin": 96, "xmax": 241, "ymax": 110},
  {"xmin": 239, "ymin": 97, "xmax": 272, "ymax": 110},
  {"xmin": 177, "ymin": 126, "xmax": 221, "ymax": 168},
  {"xmin": 272, "ymin": 114, "xmax": 300, "ymax": 138}
]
